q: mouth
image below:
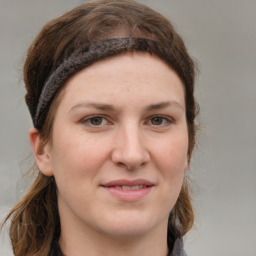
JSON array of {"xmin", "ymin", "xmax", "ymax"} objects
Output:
[
  {"xmin": 113, "ymin": 185, "xmax": 149, "ymax": 191},
  {"xmin": 100, "ymin": 179, "xmax": 154, "ymax": 201}
]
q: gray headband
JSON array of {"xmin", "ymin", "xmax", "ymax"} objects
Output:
[{"xmin": 34, "ymin": 37, "xmax": 189, "ymax": 129}]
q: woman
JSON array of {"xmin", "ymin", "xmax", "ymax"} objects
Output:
[{"xmin": 2, "ymin": 0, "xmax": 198, "ymax": 255}]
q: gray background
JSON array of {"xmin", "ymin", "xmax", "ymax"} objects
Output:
[{"xmin": 1, "ymin": 0, "xmax": 256, "ymax": 255}]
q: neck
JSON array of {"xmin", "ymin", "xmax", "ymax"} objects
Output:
[{"xmin": 59, "ymin": 221, "xmax": 169, "ymax": 256}]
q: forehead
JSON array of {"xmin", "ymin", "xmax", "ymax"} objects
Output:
[{"xmin": 59, "ymin": 51, "xmax": 185, "ymax": 109}]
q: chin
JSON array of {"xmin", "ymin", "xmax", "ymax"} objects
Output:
[{"xmin": 97, "ymin": 211, "xmax": 165, "ymax": 239}]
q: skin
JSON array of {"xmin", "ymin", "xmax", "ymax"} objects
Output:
[{"xmin": 30, "ymin": 52, "xmax": 189, "ymax": 256}]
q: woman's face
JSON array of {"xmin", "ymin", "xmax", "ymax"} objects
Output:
[{"xmin": 45, "ymin": 52, "xmax": 189, "ymax": 239}]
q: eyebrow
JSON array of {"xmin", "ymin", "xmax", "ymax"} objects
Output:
[
  {"xmin": 69, "ymin": 101, "xmax": 184, "ymax": 113},
  {"xmin": 69, "ymin": 102, "xmax": 116, "ymax": 113},
  {"xmin": 144, "ymin": 101, "xmax": 184, "ymax": 112}
]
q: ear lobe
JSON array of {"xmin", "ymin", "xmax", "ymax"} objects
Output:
[
  {"xmin": 184, "ymin": 157, "xmax": 189, "ymax": 172},
  {"xmin": 29, "ymin": 128, "xmax": 53, "ymax": 176}
]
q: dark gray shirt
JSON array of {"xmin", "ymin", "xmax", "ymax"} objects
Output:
[{"xmin": 49, "ymin": 236, "xmax": 187, "ymax": 256}]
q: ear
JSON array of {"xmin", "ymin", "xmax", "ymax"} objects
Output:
[
  {"xmin": 29, "ymin": 127, "xmax": 53, "ymax": 176},
  {"xmin": 184, "ymin": 156, "xmax": 189, "ymax": 172}
]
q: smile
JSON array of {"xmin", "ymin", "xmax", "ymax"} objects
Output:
[
  {"xmin": 101, "ymin": 179, "xmax": 154, "ymax": 201},
  {"xmin": 117, "ymin": 185, "xmax": 147, "ymax": 190}
]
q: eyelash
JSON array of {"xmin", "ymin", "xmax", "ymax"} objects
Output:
[
  {"xmin": 80, "ymin": 115, "xmax": 173, "ymax": 128},
  {"xmin": 146, "ymin": 115, "xmax": 173, "ymax": 126},
  {"xmin": 81, "ymin": 115, "xmax": 111, "ymax": 127}
]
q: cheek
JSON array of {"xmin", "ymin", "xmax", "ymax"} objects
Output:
[
  {"xmin": 49, "ymin": 131, "xmax": 111, "ymax": 180},
  {"xmin": 49, "ymin": 137, "xmax": 102, "ymax": 204},
  {"xmin": 154, "ymin": 133, "xmax": 188, "ymax": 174},
  {"xmin": 150, "ymin": 135, "xmax": 188, "ymax": 217}
]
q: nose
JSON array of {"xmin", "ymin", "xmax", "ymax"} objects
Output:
[{"xmin": 111, "ymin": 124, "xmax": 150, "ymax": 170}]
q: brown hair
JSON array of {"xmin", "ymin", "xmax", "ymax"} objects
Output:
[{"xmin": 2, "ymin": 1, "xmax": 198, "ymax": 255}]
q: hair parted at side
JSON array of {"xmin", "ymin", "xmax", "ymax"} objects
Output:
[{"xmin": 2, "ymin": 1, "xmax": 198, "ymax": 255}]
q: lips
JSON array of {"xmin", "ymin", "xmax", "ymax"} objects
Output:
[
  {"xmin": 117, "ymin": 185, "xmax": 146, "ymax": 190},
  {"xmin": 103, "ymin": 179, "xmax": 154, "ymax": 187},
  {"xmin": 100, "ymin": 179, "xmax": 154, "ymax": 201}
]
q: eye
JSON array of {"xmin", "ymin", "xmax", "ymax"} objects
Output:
[
  {"xmin": 90, "ymin": 116, "xmax": 104, "ymax": 125},
  {"xmin": 148, "ymin": 115, "xmax": 172, "ymax": 126},
  {"xmin": 81, "ymin": 115, "xmax": 109, "ymax": 127},
  {"xmin": 151, "ymin": 116, "xmax": 164, "ymax": 125}
]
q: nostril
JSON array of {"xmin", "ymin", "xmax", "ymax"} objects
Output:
[
  {"xmin": 116, "ymin": 161, "xmax": 147, "ymax": 171},
  {"xmin": 117, "ymin": 162, "xmax": 132, "ymax": 170}
]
